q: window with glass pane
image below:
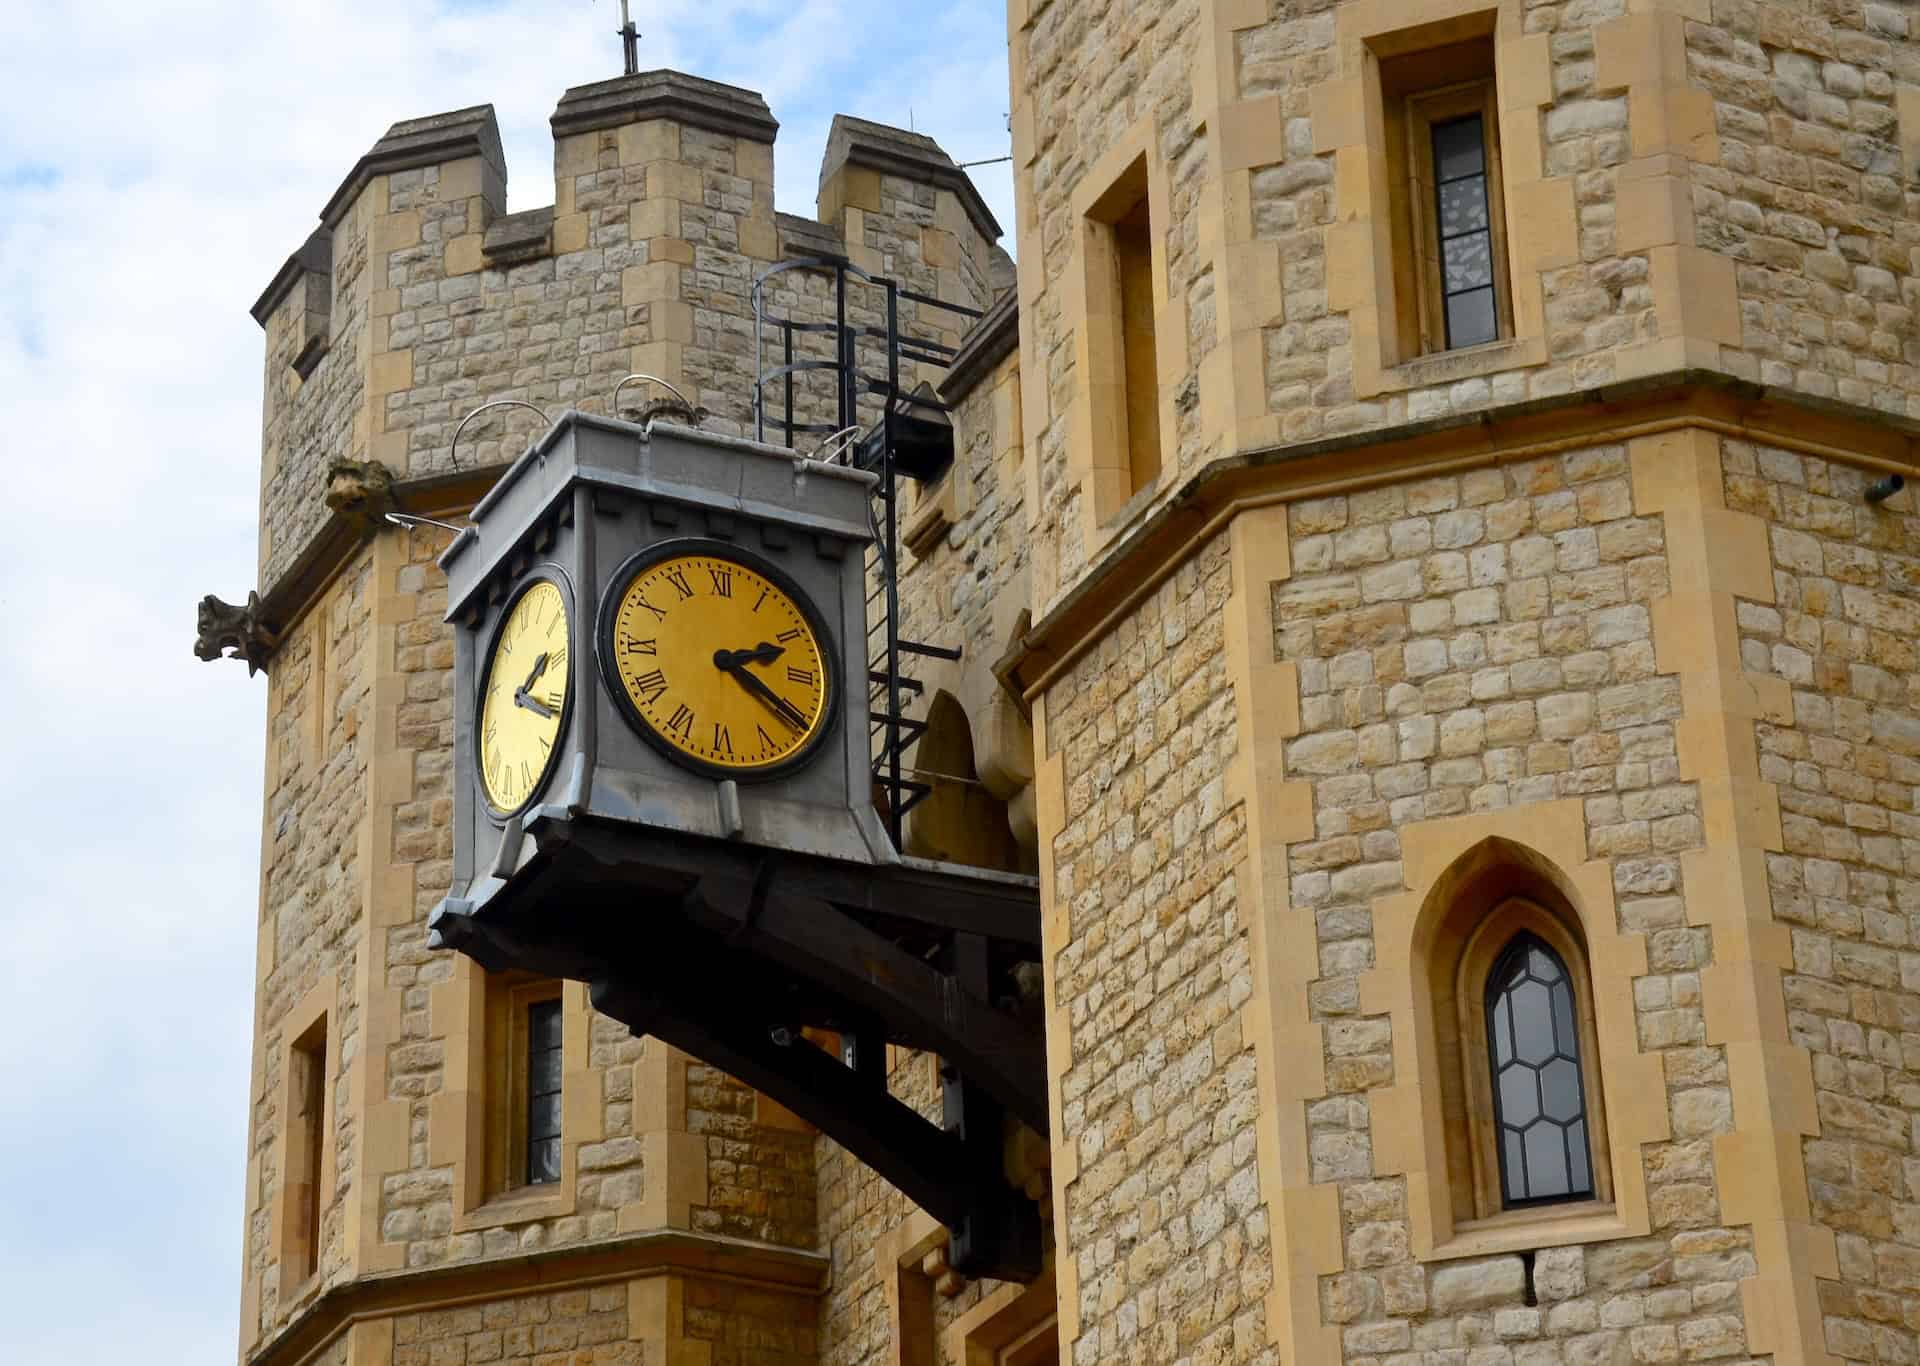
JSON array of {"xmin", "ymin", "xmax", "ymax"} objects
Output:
[
  {"xmin": 1431, "ymin": 114, "xmax": 1498, "ymax": 349},
  {"xmin": 526, "ymin": 998, "xmax": 563, "ymax": 1185},
  {"xmin": 1484, "ymin": 934, "xmax": 1593, "ymax": 1207}
]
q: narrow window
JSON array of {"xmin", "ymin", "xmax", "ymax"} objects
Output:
[
  {"xmin": 1429, "ymin": 114, "xmax": 1497, "ymax": 348},
  {"xmin": 289, "ymin": 1016, "xmax": 327, "ymax": 1280},
  {"xmin": 1112, "ymin": 196, "xmax": 1161, "ymax": 493},
  {"xmin": 1484, "ymin": 934, "xmax": 1593, "ymax": 1207},
  {"xmin": 524, "ymin": 998, "xmax": 563, "ymax": 1186},
  {"xmin": 1083, "ymin": 155, "xmax": 1162, "ymax": 509}
]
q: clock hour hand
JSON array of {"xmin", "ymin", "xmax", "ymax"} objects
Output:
[
  {"xmin": 721, "ymin": 662, "xmax": 807, "ymax": 731},
  {"xmin": 712, "ymin": 642, "xmax": 785, "ymax": 671},
  {"xmin": 513, "ymin": 654, "xmax": 555, "ymax": 719}
]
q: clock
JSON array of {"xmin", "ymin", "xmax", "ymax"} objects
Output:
[
  {"xmin": 476, "ymin": 575, "xmax": 573, "ymax": 816},
  {"xmin": 598, "ymin": 540, "xmax": 837, "ymax": 780}
]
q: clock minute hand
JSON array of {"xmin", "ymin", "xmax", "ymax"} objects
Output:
[
  {"xmin": 722, "ymin": 662, "xmax": 807, "ymax": 732},
  {"xmin": 514, "ymin": 688, "xmax": 555, "ymax": 719}
]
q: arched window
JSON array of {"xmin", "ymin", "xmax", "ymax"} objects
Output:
[
  {"xmin": 1435, "ymin": 874, "xmax": 1612, "ymax": 1225},
  {"xmin": 1484, "ymin": 934, "xmax": 1593, "ymax": 1207}
]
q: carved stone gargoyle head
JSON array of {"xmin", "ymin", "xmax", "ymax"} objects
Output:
[
  {"xmin": 324, "ymin": 458, "xmax": 398, "ymax": 528},
  {"xmin": 194, "ymin": 591, "xmax": 276, "ymax": 676}
]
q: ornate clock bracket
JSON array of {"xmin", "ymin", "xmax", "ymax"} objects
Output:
[{"xmin": 430, "ymin": 810, "xmax": 1048, "ymax": 1282}]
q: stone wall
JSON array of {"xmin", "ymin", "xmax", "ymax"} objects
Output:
[
  {"xmin": 243, "ymin": 547, "xmax": 375, "ymax": 1342},
  {"xmin": 1729, "ymin": 440, "xmax": 1920, "ymax": 1365},
  {"xmin": 1271, "ymin": 447, "xmax": 1770, "ymax": 1363},
  {"xmin": 1037, "ymin": 532, "xmax": 1270, "ymax": 1364},
  {"xmin": 243, "ymin": 75, "xmax": 1016, "ymax": 1360},
  {"xmin": 686, "ymin": 1060, "xmax": 818, "ymax": 1247},
  {"xmin": 391, "ymin": 1286, "xmax": 636, "ymax": 1365},
  {"xmin": 1007, "ymin": 0, "xmax": 1920, "ymax": 616},
  {"xmin": 1692, "ymin": 7, "xmax": 1919, "ymax": 412}
]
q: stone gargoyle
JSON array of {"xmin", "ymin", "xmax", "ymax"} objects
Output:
[{"xmin": 194, "ymin": 591, "xmax": 277, "ymax": 676}]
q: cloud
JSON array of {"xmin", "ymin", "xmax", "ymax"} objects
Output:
[{"xmin": 0, "ymin": 1, "xmax": 1011, "ymax": 1359}]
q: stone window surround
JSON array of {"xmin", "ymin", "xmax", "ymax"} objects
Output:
[
  {"xmin": 1062, "ymin": 116, "xmax": 1187, "ymax": 531},
  {"xmin": 428, "ymin": 960, "xmax": 601, "ymax": 1231},
  {"xmin": 1362, "ymin": 800, "xmax": 1670, "ymax": 1261},
  {"xmin": 871, "ymin": 1208, "xmax": 1061, "ymax": 1365},
  {"xmin": 273, "ymin": 976, "xmax": 339, "ymax": 1304},
  {"xmin": 1314, "ymin": 0, "xmax": 1575, "ymax": 399}
]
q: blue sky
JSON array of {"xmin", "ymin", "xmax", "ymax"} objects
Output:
[{"xmin": 0, "ymin": 2, "xmax": 1011, "ymax": 1358}]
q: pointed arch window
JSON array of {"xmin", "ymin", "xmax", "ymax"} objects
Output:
[{"xmin": 1484, "ymin": 934, "xmax": 1593, "ymax": 1207}]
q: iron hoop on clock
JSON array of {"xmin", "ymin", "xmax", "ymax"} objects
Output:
[{"xmin": 595, "ymin": 537, "xmax": 842, "ymax": 784}]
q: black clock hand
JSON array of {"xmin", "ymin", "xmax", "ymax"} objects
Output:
[
  {"xmin": 712, "ymin": 642, "xmax": 785, "ymax": 671},
  {"xmin": 514, "ymin": 690, "xmax": 555, "ymax": 720},
  {"xmin": 722, "ymin": 663, "xmax": 808, "ymax": 731},
  {"xmin": 513, "ymin": 654, "xmax": 555, "ymax": 718}
]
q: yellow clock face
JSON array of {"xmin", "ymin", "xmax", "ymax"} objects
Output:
[
  {"xmin": 602, "ymin": 546, "xmax": 835, "ymax": 777},
  {"xmin": 477, "ymin": 578, "xmax": 572, "ymax": 815}
]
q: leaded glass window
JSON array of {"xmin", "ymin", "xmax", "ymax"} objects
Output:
[
  {"xmin": 526, "ymin": 998, "xmax": 563, "ymax": 1185},
  {"xmin": 1430, "ymin": 113, "xmax": 1498, "ymax": 349},
  {"xmin": 1485, "ymin": 934, "xmax": 1593, "ymax": 1207}
]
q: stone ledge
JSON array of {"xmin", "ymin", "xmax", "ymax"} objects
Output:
[
  {"xmin": 940, "ymin": 289, "xmax": 1019, "ymax": 405},
  {"xmin": 551, "ymin": 69, "xmax": 778, "ymax": 143},
  {"xmin": 250, "ymin": 227, "xmax": 332, "ymax": 328},
  {"xmin": 999, "ymin": 367, "xmax": 1920, "ymax": 702},
  {"xmin": 820, "ymin": 114, "xmax": 1002, "ymax": 243},
  {"xmin": 318, "ymin": 103, "xmax": 505, "ymax": 228},
  {"xmin": 247, "ymin": 1229, "xmax": 830, "ymax": 1366},
  {"xmin": 483, "ymin": 205, "xmax": 555, "ymax": 265},
  {"xmin": 775, "ymin": 211, "xmax": 848, "ymax": 263}
]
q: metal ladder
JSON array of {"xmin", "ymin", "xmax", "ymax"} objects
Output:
[{"xmin": 751, "ymin": 256, "xmax": 980, "ymax": 850}]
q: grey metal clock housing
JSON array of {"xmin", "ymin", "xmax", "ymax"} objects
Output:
[{"xmin": 438, "ymin": 411, "xmax": 891, "ymax": 909}]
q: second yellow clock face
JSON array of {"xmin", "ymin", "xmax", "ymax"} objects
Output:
[
  {"xmin": 478, "ymin": 579, "xmax": 571, "ymax": 814},
  {"xmin": 603, "ymin": 548, "xmax": 834, "ymax": 776}
]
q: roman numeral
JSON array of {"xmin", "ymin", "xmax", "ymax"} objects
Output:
[
  {"xmin": 776, "ymin": 628, "xmax": 803, "ymax": 644},
  {"xmin": 550, "ymin": 647, "xmax": 567, "ymax": 670},
  {"xmin": 519, "ymin": 760, "xmax": 533, "ymax": 789},
  {"xmin": 756, "ymin": 724, "xmax": 777, "ymax": 750},
  {"xmin": 629, "ymin": 669, "xmax": 668, "ymax": 703},
  {"xmin": 667, "ymin": 703, "xmax": 695, "ymax": 737},
  {"xmin": 622, "ymin": 637, "xmax": 658, "ymax": 656},
  {"xmin": 752, "ymin": 588, "xmax": 768, "ymax": 612},
  {"xmin": 665, "ymin": 568, "xmax": 695, "ymax": 600},
  {"xmin": 786, "ymin": 666, "xmax": 816, "ymax": 687},
  {"xmin": 712, "ymin": 724, "xmax": 733, "ymax": 754},
  {"xmin": 484, "ymin": 721, "xmax": 498, "ymax": 747},
  {"xmin": 708, "ymin": 567, "xmax": 733, "ymax": 598},
  {"xmin": 632, "ymin": 596, "xmax": 666, "ymax": 622}
]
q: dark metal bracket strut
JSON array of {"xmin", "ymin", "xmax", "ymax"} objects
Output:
[{"xmin": 430, "ymin": 812, "xmax": 1046, "ymax": 1281}]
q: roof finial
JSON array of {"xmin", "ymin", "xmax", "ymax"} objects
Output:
[{"xmin": 617, "ymin": 0, "xmax": 640, "ymax": 76}]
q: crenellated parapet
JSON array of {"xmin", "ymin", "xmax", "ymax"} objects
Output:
[{"xmin": 231, "ymin": 71, "xmax": 1006, "ymax": 671}]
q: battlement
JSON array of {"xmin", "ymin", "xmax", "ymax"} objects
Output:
[{"xmin": 248, "ymin": 69, "xmax": 1007, "ymax": 607}]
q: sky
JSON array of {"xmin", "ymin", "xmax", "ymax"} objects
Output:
[{"xmin": 0, "ymin": 3, "xmax": 1013, "ymax": 1358}]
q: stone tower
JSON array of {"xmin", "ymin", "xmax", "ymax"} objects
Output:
[
  {"xmin": 208, "ymin": 3, "xmax": 1920, "ymax": 1364},
  {"xmin": 215, "ymin": 68, "xmax": 1041, "ymax": 1366}
]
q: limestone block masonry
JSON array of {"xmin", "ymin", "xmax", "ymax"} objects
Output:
[{"xmin": 233, "ymin": 67, "xmax": 1019, "ymax": 1366}]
